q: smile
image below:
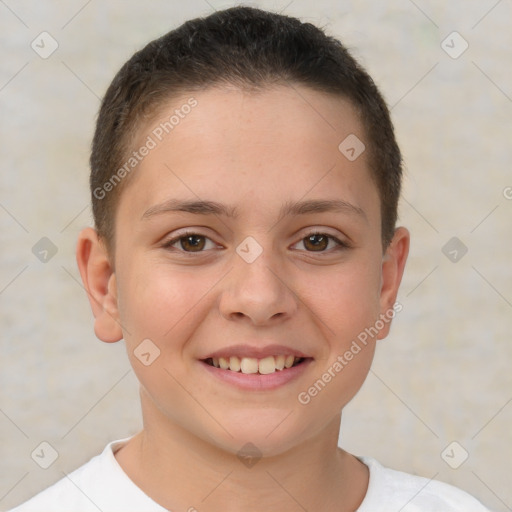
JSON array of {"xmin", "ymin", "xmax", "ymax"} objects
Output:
[
  {"xmin": 204, "ymin": 355, "xmax": 305, "ymax": 374},
  {"xmin": 200, "ymin": 355, "xmax": 313, "ymax": 391}
]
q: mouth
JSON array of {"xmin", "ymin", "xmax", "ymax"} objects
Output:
[
  {"xmin": 199, "ymin": 353, "xmax": 314, "ymax": 391},
  {"xmin": 201, "ymin": 355, "xmax": 309, "ymax": 374}
]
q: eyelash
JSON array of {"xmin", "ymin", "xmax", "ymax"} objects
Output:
[{"xmin": 160, "ymin": 230, "xmax": 350, "ymax": 255}]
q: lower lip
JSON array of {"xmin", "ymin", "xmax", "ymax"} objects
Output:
[{"xmin": 199, "ymin": 359, "xmax": 314, "ymax": 391}]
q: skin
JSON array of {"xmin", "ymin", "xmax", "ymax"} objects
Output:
[{"xmin": 76, "ymin": 84, "xmax": 409, "ymax": 512}]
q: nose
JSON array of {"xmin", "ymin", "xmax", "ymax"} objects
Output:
[{"xmin": 218, "ymin": 245, "xmax": 298, "ymax": 326}]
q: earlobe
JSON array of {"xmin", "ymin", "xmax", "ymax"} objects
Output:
[
  {"xmin": 377, "ymin": 227, "xmax": 410, "ymax": 340},
  {"xmin": 75, "ymin": 227, "xmax": 123, "ymax": 343}
]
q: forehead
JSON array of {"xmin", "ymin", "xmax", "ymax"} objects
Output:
[
  {"xmin": 153, "ymin": 84, "xmax": 364, "ymax": 152},
  {"xmin": 117, "ymin": 84, "xmax": 378, "ymax": 225}
]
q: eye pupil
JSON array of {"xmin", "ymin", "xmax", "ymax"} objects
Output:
[
  {"xmin": 182, "ymin": 235, "xmax": 205, "ymax": 251},
  {"xmin": 305, "ymin": 234, "xmax": 328, "ymax": 251}
]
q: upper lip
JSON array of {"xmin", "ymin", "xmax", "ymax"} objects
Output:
[{"xmin": 201, "ymin": 344, "xmax": 312, "ymax": 360}]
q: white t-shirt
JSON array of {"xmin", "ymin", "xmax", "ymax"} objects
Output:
[{"xmin": 9, "ymin": 437, "xmax": 491, "ymax": 512}]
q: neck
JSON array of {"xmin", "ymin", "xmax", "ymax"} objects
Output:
[{"xmin": 115, "ymin": 390, "xmax": 369, "ymax": 512}]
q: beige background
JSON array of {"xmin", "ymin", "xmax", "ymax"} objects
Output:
[{"xmin": 1, "ymin": 1, "xmax": 511, "ymax": 510}]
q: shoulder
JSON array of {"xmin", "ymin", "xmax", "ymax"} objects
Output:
[
  {"xmin": 356, "ymin": 456, "xmax": 492, "ymax": 512},
  {"xmin": 8, "ymin": 437, "xmax": 166, "ymax": 512},
  {"xmin": 8, "ymin": 450, "xmax": 107, "ymax": 512}
]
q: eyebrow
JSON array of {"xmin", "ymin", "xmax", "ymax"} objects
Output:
[{"xmin": 141, "ymin": 198, "xmax": 367, "ymax": 222}]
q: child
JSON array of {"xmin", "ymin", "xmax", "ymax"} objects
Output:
[{"xmin": 10, "ymin": 6, "xmax": 492, "ymax": 511}]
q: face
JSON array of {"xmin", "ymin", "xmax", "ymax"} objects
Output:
[{"xmin": 79, "ymin": 84, "xmax": 408, "ymax": 457}]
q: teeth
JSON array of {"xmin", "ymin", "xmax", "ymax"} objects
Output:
[
  {"xmin": 258, "ymin": 356, "xmax": 276, "ymax": 375},
  {"xmin": 240, "ymin": 357, "xmax": 258, "ymax": 374},
  {"xmin": 284, "ymin": 355, "xmax": 295, "ymax": 368},
  {"xmin": 229, "ymin": 356, "xmax": 241, "ymax": 372},
  {"xmin": 208, "ymin": 355, "xmax": 303, "ymax": 374}
]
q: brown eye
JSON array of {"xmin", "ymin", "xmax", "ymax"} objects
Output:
[
  {"xmin": 293, "ymin": 232, "xmax": 347, "ymax": 253},
  {"xmin": 303, "ymin": 234, "xmax": 329, "ymax": 251},
  {"xmin": 179, "ymin": 235, "xmax": 206, "ymax": 252},
  {"xmin": 162, "ymin": 232, "xmax": 216, "ymax": 253}
]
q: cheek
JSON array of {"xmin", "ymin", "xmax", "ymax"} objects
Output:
[
  {"xmin": 295, "ymin": 263, "xmax": 381, "ymax": 415},
  {"xmin": 116, "ymin": 262, "xmax": 211, "ymax": 390},
  {"xmin": 117, "ymin": 259, "xmax": 215, "ymax": 347},
  {"xmin": 308, "ymin": 256, "xmax": 382, "ymax": 338}
]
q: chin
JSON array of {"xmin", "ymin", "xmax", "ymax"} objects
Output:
[{"xmin": 201, "ymin": 411, "xmax": 310, "ymax": 459}]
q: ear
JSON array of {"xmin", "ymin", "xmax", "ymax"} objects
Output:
[
  {"xmin": 75, "ymin": 227, "xmax": 123, "ymax": 343},
  {"xmin": 377, "ymin": 226, "xmax": 410, "ymax": 340}
]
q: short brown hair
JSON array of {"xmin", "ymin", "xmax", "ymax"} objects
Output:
[{"xmin": 90, "ymin": 6, "xmax": 402, "ymax": 259}]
